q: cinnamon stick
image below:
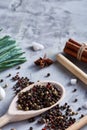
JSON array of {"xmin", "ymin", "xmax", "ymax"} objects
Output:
[
  {"xmin": 69, "ymin": 39, "xmax": 80, "ymax": 46},
  {"xmin": 64, "ymin": 39, "xmax": 87, "ymax": 62},
  {"xmin": 64, "ymin": 41, "xmax": 87, "ymax": 58},
  {"xmin": 64, "ymin": 47, "xmax": 87, "ymax": 62},
  {"xmin": 69, "ymin": 38, "xmax": 87, "ymax": 50}
]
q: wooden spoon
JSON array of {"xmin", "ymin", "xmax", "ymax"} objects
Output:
[
  {"xmin": 0, "ymin": 80, "xmax": 65, "ymax": 128},
  {"xmin": 66, "ymin": 115, "xmax": 87, "ymax": 130}
]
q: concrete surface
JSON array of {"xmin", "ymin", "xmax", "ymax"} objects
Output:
[{"xmin": 0, "ymin": 0, "xmax": 87, "ymax": 129}]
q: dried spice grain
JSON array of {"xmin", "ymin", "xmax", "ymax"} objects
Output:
[
  {"xmin": 28, "ymin": 117, "xmax": 35, "ymax": 123},
  {"xmin": 16, "ymin": 66, "xmax": 21, "ymax": 69},
  {"xmin": 13, "ymin": 75, "xmax": 33, "ymax": 95},
  {"xmin": 77, "ymin": 107, "xmax": 81, "ymax": 111},
  {"xmin": 7, "ymin": 74, "xmax": 11, "ymax": 77},
  {"xmin": 79, "ymin": 114, "xmax": 84, "ymax": 119},
  {"xmin": 37, "ymin": 103, "xmax": 77, "ymax": 130},
  {"xmin": 73, "ymin": 98, "xmax": 78, "ymax": 103},
  {"xmin": 45, "ymin": 73, "xmax": 50, "ymax": 77},
  {"xmin": 11, "ymin": 129, "xmax": 16, "ymax": 130},
  {"xmin": 34, "ymin": 55, "xmax": 54, "ymax": 68},
  {"xmin": 29, "ymin": 127, "xmax": 33, "ymax": 130},
  {"xmin": 0, "ymin": 79, "xmax": 3, "ymax": 82},
  {"xmin": 17, "ymin": 83, "xmax": 62, "ymax": 110},
  {"xmin": 72, "ymin": 89, "xmax": 77, "ymax": 92},
  {"xmin": 12, "ymin": 74, "xmax": 20, "ymax": 81}
]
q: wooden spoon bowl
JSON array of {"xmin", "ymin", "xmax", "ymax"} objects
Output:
[{"xmin": 0, "ymin": 80, "xmax": 65, "ymax": 128}]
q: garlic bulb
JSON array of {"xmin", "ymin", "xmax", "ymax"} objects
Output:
[{"xmin": 0, "ymin": 86, "xmax": 6, "ymax": 100}]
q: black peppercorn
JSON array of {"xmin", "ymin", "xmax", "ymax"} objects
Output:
[
  {"xmin": 17, "ymin": 83, "xmax": 62, "ymax": 111},
  {"xmin": 11, "ymin": 128, "xmax": 16, "ymax": 130},
  {"xmin": 16, "ymin": 66, "xmax": 21, "ymax": 69},
  {"xmin": 0, "ymin": 79, "xmax": 3, "ymax": 82},
  {"xmin": 13, "ymin": 75, "xmax": 33, "ymax": 95},
  {"xmin": 7, "ymin": 74, "xmax": 11, "ymax": 77},
  {"xmin": 77, "ymin": 107, "xmax": 81, "ymax": 111},
  {"xmin": 37, "ymin": 103, "xmax": 77, "ymax": 130},
  {"xmin": 80, "ymin": 114, "xmax": 84, "ymax": 119},
  {"xmin": 72, "ymin": 88, "xmax": 77, "ymax": 92},
  {"xmin": 73, "ymin": 98, "xmax": 78, "ymax": 103},
  {"xmin": 45, "ymin": 73, "xmax": 50, "ymax": 77},
  {"xmin": 29, "ymin": 127, "xmax": 33, "ymax": 130}
]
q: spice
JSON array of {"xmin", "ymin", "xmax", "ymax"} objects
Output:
[
  {"xmin": 73, "ymin": 98, "xmax": 78, "ymax": 103},
  {"xmin": 16, "ymin": 66, "xmax": 21, "ymax": 69},
  {"xmin": 29, "ymin": 127, "xmax": 33, "ymax": 130},
  {"xmin": 79, "ymin": 114, "xmax": 84, "ymax": 119},
  {"xmin": 12, "ymin": 74, "xmax": 20, "ymax": 81},
  {"xmin": 34, "ymin": 55, "xmax": 54, "ymax": 68},
  {"xmin": 28, "ymin": 117, "xmax": 35, "ymax": 123},
  {"xmin": 64, "ymin": 39, "xmax": 87, "ymax": 62},
  {"xmin": 0, "ymin": 79, "xmax": 3, "ymax": 82},
  {"xmin": 3, "ymin": 84, "xmax": 8, "ymax": 88},
  {"xmin": 7, "ymin": 74, "xmax": 11, "ymax": 77},
  {"xmin": 37, "ymin": 103, "xmax": 77, "ymax": 130},
  {"xmin": 45, "ymin": 73, "xmax": 50, "ymax": 77},
  {"xmin": 17, "ymin": 83, "xmax": 62, "ymax": 111},
  {"xmin": 42, "ymin": 128, "xmax": 46, "ymax": 130},
  {"xmin": 77, "ymin": 107, "xmax": 81, "ymax": 111},
  {"xmin": 72, "ymin": 89, "xmax": 77, "ymax": 92},
  {"xmin": 13, "ymin": 75, "xmax": 33, "ymax": 95}
]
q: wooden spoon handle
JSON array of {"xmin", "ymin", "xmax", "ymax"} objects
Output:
[
  {"xmin": 56, "ymin": 54, "xmax": 87, "ymax": 85},
  {"xmin": 66, "ymin": 115, "xmax": 87, "ymax": 130},
  {"xmin": 0, "ymin": 114, "xmax": 11, "ymax": 128}
]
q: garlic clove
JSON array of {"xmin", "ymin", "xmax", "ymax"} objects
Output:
[
  {"xmin": 32, "ymin": 42, "xmax": 44, "ymax": 51},
  {"xmin": 0, "ymin": 86, "xmax": 6, "ymax": 100}
]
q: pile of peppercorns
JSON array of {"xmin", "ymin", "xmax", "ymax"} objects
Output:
[
  {"xmin": 28, "ymin": 103, "xmax": 77, "ymax": 130},
  {"xmin": 17, "ymin": 83, "xmax": 62, "ymax": 111},
  {"xmin": 13, "ymin": 75, "xmax": 33, "ymax": 95}
]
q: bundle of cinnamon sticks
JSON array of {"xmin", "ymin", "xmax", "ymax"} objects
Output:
[{"xmin": 64, "ymin": 39, "xmax": 87, "ymax": 62}]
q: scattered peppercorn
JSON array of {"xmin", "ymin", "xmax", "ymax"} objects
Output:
[
  {"xmin": 42, "ymin": 128, "xmax": 46, "ymax": 130},
  {"xmin": 12, "ymin": 74, "xmax": 20, "ymax": 81},
  {"xmin": 17, "ymin": 83, "xmax": 62, "ymax": 110},
  {"xmin": 16, "ymin": 66, "xmax": 21, "ymax": 69},
  {"xmin": 16, "ymin": 72, "xmax": 19, "ymax": 74},
  {"xmin": 77, "ymin": 107, "xmax": 81, "ymax": 111},
  {"xmin": 28, "ymin": 118, "xmax": 35, "ymax": 123},
  {"xmin": 37, "ymin": 103, "xmax": 77, "ymax": 130},
  {"xmin": 13, "ymin": 75, "xmax": 33, "ymax": 95},
  {"xmin": 45, "ymin": 73, "xmax": 50, "ymax": 77},
  {"xmin": 0, "ymin": 79, "xmax": 3, "ymax": 82},
  {"xmin": 34, "ymin": 55, "xmax": 54, "ymax": 68},
  {"xmin": 3, "ymin": 84, "xmax": 8, "ymax": 88},
  {"xmin": 73, "ymin": 98, "xmax": 78, "ymax": 103},
  {"xmin": 29, "ymin": 127, "xmax": 33, "ymax": 130},
  {"xmin": 11, "ymin": 128, "xmax": 16, "ymax": 130},
  {"xmin": 7, "ymin": 74, "xmax": 11, "ymax": 77},
  {"xmin": 72, "ymin": 89, "xmax": 77, "ymax": 92},
  {"xmin": 79, "ymin": 114, "xmax": 84, "ymax": 119}
]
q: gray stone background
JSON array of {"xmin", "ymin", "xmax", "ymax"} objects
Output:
[{"xmin": 0, "ymin": 0, "xmax": 87, "ymax": 129}]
